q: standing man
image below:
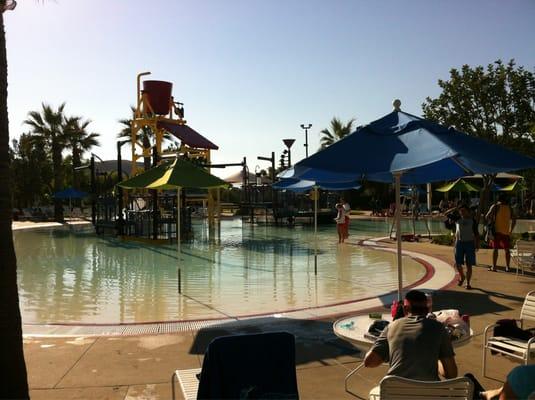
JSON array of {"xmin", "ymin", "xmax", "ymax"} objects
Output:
[
  {"xmin": 486, "ymin": 195, "xmax": 516, "ymax": 272},
  {"xmin": 364, "ymin": 290, "xmax": 457, "ymax": 381}
]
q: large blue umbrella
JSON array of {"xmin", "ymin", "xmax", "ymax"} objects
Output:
[{"xmin": 287, "ymin": 101, "xmax": 535, "ymax": 300}]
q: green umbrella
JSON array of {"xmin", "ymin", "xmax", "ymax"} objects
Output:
[
  {"xmin": 436, "ymin": 178, "xmax": 480, "ymax": 201},
  {"xmin": 436, "ymin": 178, "xmax": 480, "ymax": 193},
  {"xmin": 118, "ymin": 158, "xmax": 228, "ymax": 293},
  {"xmin": 499, "ymin": 181, "xmax": 521, "ymax": 192},
  {"xmin": 118, "ymin": 158, "xmax": 228, "ymax": 190}
]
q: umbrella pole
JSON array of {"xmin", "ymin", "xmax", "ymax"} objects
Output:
[
  {"xmin": 314, "ymin": 186, "xmax": 318, "ymax": 276},
  {"xmin": 177, "ymin": 188, "xmax": 182, "ymax": 294},
  {"xmin": 394, "ymin": 172, "xmax": 403, "ymax": 301}
]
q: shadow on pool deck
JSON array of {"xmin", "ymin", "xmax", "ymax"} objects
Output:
[{"xmin": 189, "ymin": 317, "xmax": 360, "ymax": 366}]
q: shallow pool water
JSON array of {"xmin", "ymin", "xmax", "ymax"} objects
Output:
[{"xmin": 15, "ymin": 219, "xmax": 431, "ymax": 324}]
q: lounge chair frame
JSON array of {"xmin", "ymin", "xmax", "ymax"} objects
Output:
[
  {"xmin": 369, "ymin": 375, "xmax": 474, "ymax": 400},
  {"xmin": 482, "ymin": 290, "xmax": 535, "ymax": 379},
  {"xmin": 511, "ymin": 239, "xmax": 535, "ymax": 275}
]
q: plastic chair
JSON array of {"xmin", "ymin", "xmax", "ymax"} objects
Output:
[
  {"xmin": 172, "ymin": 331, "xmax": 299, "ymax": 400},
  {"xmin": 511, "ymin": 240, "xmax": 535, "ymax": 275},
  {"xmin": 369, "ymin": 375, "xmax": 474, "ymax": 400},
  {"xmin": 482, "ymin": 290, "xmax": 535, "ymax": 379}
]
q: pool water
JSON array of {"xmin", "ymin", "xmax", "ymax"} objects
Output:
[{"xmin": 15, "ymin": 219, "xmax": 432, "ymax": 324}]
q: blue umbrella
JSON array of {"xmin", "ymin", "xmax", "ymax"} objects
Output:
[
  {"xmin": 287, "ymin": 101, "xmax": 535, "ymax": 299},
  {"xmin": 272, "ymin": 178, "xmax": 361, "ymax": 192},
  {"xmin": 53, "ymin": 188, "xmax": 88, "ymax": 214},
  {"xmin": 53, "ymin": 188, "xmax": 88, "ymax": 199},
  {"xmin": 288, "ymin": 104, "xmax": 534, "ymax": 184}
]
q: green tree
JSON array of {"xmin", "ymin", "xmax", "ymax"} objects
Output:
[
  {"xmin": 319, "ymin": 117, "xmax": 356, "ymax": 149},
  {"xmin": 64, "ymin": 116, "xmax": 100, "ymax": 188},
  {"xmin": 0, "ymin": 0, "xmax": 30, "ymax": 398},
  {"xmin": 10, "ymin": 133, "xmax": 53, "ymax": 207},
  {"xmin": 24, "ymin": 103, "xmax": 68, "ymax": 222},
  {"xmin": 422, "ymin": 59, "xmax": 535, "ymax": 213}
]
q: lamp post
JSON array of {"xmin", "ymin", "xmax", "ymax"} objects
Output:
[
  {"xmin": 90, "ymin": 153, "xmax": 104, "ymax": 227},
  {"xmin": 258, "ymin": 152, "xmax": 276, "ymax": 210},
  {"xmin": 282, "ymin": 139, "xmax": 295, "ymax": 167},
  {"xmin": 300, "ymin": 124, "xmax": 312, "ymax": 158}
]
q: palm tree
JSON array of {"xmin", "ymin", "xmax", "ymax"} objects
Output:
[
  {"xmin": 0, "ymin": 1, "xmax": 30, "ymax": 398},
  {"xmin": 118, "ymin": 106, "xmax": 153, "ymax": 171},
  {"xmin": 24, "ymin": 103, "xmax": 68, "ymax": 222},
  {"xmin": 64, "ymin": 116, "xmax": 100, "ymax": 188},
  {"xmin": 118, "ymin": 106, "xmax": 176, "ymax": 171},
  {"xmin": 319, "ymin": 117, "xmax": 356, "ymax": 149}
]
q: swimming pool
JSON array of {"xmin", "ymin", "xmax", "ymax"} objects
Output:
[{"xmin": 15, "ymin": 219, "xmax": 434, "ymax": 324}]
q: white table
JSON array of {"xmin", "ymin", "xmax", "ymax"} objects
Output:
[{"xmin": 333, "ymin": 312, "xmax": 473, "ymax": 394}]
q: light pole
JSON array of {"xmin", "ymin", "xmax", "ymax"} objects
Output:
[
  {"xmin": 300, "ymin": 124, "xmax": 312, "ymax": 158},
  {"xmin": 282, "ymin": 139, "xmax": 295, "ymax": 167}
]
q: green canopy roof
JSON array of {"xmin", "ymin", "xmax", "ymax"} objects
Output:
[
  {"xmin": 117, "ymin": 158, "xmax": 229, "ymax": 190},
  {"xmin": 436, "ymin": 178, "xmax": 480, "ymax": 193},
  {"xmin": 499, "ymin": 181, "xmax": 521, "ymax": 192}
]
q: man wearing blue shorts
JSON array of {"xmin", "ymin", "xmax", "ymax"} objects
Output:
[{"xmin": 446, "ymin": 204, "xmax": 479, "ymax": 289}]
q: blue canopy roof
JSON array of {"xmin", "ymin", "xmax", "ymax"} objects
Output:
[
  {"xmin": 272, "ymin": 178, "xmax": 361, "ymax": 192},
  {"xmin": 53, "ymin": 188, "xmax": 88, "ymax": 199},
  {"xmin": 288, "ymin": 109, "xmax": 535, "ymax": 184}
]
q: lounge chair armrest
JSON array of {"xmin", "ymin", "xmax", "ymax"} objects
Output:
[{"xmin": 483, "ymin": 323, "xmax": 500, "ymax": 340}]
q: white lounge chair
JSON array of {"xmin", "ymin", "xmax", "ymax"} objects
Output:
[
  {"xmin": 171, "ymin": 368, "xmax": 201, "ymax": 400},
  {"xmin": 482, "ymin": 290, "xmax": 535, "ymax": 379},
  {"xmin": 369, "ymin": 375, "xmax": 474, "ymax": 400},
  {"xmin": 511, "ymin": 240, "xmax": 535, "ymax": 275}
]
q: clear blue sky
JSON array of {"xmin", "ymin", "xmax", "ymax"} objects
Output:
[{"xmin": 5, "ymin": 0, "xmax": 535, "ymax": 177}]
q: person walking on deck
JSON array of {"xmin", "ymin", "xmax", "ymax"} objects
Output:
[
  {"xmin": 486, "ymin": 195, "xmax": 516, "ymax": 272},
  {"xmin": 445, "ymin": 204, "xmax": 479, "ymax": 289}
]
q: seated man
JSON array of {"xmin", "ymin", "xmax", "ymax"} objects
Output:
[
  {"xmin": 481, "ymin": 365, "xmax": 535, "ymax": 400},
  {"xmin": 364, "ymin": 290, "xmax": 458, "ymax": 381}
]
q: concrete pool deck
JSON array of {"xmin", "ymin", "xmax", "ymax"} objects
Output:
[{"xmin": 14, "ymin": 220, "xmax": 535, "ymax": 399}]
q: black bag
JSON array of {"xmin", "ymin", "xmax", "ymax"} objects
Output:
[
  {"xmin": 493, "ymin": 319, "xmax": 534, "ymax": 340},
  {"xmin": 444, "ymin": 218, "xmax": 455, "ymax": 230}
]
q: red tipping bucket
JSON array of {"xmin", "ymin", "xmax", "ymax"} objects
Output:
[{"xmin": 143, "ymin": 80, "xmax": 173, "ymax": 115}]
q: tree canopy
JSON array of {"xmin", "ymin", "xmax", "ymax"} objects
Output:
[
  {"xmin": 422, "ymin": 59, "xmax": 535, "ymax": 149},
  {"xmin": 422, "ymin": 59, "xmax": 535, "ymax": 196}
]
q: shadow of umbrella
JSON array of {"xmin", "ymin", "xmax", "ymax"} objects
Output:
[
  {"xmin": 431, "ymin": 288, "xmax": 519, "ymax": 317},
  {"xmin": 189, "ymin": 316, "xmax": 362, "ymax": 366}
]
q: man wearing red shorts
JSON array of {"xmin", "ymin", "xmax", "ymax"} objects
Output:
[{"xmin": 486, "ymin": 195, "xmax": 516, "ymax": 272}]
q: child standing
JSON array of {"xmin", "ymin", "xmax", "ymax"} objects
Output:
[{"xmin": 335, "ymin": 203, "xmax": 346, "ymax": 243}]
